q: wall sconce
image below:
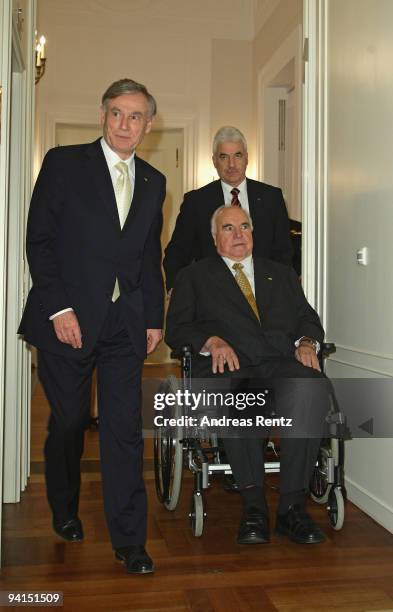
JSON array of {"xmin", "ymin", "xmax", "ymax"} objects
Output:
[{"xmin": 35, "ymin": 34, "xmax": 47, "ymax": 85}]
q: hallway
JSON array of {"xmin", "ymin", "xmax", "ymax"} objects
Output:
[{"xmin": 2, "ymin": 367, "xmax": 393, "ymax": 611}]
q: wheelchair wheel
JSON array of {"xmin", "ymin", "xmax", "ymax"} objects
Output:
[
  {"xmin": 327, "ymin": 486, "xmax": 345, "ymax": 530},
  {"xmin": 154, "ymin": 375, "xmax": 184, "ymax": 511},
  {"xmin": 310, "ymin": 445, "xmax": 332, "ymax": 505},
  {"xmin": 189, "ymin": 492, "xmax": 204, "ymax": 537}
]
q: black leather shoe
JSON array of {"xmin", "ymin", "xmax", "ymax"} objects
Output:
[
  {"xmin": 237, "ymin": 508, "xmax": 270, "ymax": 544},
  {"xmin": 115, "ymin": 545, "xmax": 154, "ymax": 574},
  {"xmin": 53, "ymin": 518, "xmax": 84, "ymax": 542},
  {"xmin": 275, "ymin": 505, "xmax": 325, "ymax": 544}
]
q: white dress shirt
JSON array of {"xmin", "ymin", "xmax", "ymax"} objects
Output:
[{"xmin": 49, "ymin": 138, "xmax": 135, "ymax": 320}]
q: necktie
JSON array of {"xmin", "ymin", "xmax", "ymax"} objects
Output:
[
  {"xmin": 230, "ymin": 187, "xmax": 241, "ymax": 207},
  {"xmin": 115, "ymin": 161, "xmax": 132, "ymax": 228},
  {"xmin": 112, "ymin": 161, "xmax": 132, "ymax": 302},
  {"xmin": 232, "ymin": 262, "xmax": 260, "ymax": 322}
]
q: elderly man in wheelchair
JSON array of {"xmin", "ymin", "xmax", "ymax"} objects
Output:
[{"xmin": 164, "ymin": 205, "xmax": 332, "ymax": 546}]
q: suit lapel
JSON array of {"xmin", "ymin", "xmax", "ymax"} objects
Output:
[
  {"xmin": 246, "ymin": 178, "xmax": 262, "ymax": 220},
  {"xmin": 122, "ymin": 156, "xmax": 153, "ymax": 230},
  {"xmin": 206, "ymin": 180, "xmax": 225, "ymax": 217},
  {"xmin": 85, "ymin": 139, "xmax": 120, "ymax": 227},
  {"xmin": 254, "ymin": 258, "xmax": 274, "ymax": 317}
]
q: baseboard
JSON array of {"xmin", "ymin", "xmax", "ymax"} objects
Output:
[{"xmin": 345, "ymin": 477, "xmax": 393, "ymax": 534}]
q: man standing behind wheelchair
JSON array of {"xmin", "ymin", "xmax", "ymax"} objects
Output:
[{"xmin": 165, "ymin": 205, "xmax": 331, "ymax": 546}]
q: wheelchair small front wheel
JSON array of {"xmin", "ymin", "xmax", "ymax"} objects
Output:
[
  {"xmin": 327, "ymin": 486, "xmax": 345, "ymax": 530},
  {"xmin": 189, "ymin": 492, "xmax": 204, "ymax": 537}
]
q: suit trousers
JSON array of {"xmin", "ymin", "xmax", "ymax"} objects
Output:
[
  {"xmin": 38, "ymin": 300, "xmax": 147, "ymax": 549},
  {"xmin": 193, "ymin": 356, "xmax": 331, "ymax": 511}
]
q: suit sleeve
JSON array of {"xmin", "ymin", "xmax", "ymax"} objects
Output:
[
  {"xmin": 272, "ymin": 188, "xmax": 293, "ymax": 266},
  {"xmin": 141, "ymin": 176, "xmax": 166, "ymax": 328},
  {"xmin": 25, "ymin": 149, "xmax": 71, "ymax": 318},
  {"xmin": 163, "ymin": 191, "xmax": 196, "ymax": 291},
  {"xmin": 165, "ymin": 268, "xmax": 212, "ymax": 353}
]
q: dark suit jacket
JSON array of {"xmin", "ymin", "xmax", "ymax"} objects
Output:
[
  {"xmin": 163, "ymin": 179, "xmax": 292, "ymax": 290},
  {"xmin": 19, "ymin": 138, "xmax": 165, "ymax": 359},
  {"xmin": 165, "ymin": 256, "xmax": 323, "ymax": 369}
]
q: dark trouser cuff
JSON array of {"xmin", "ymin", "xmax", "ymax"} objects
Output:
[{"xmin": 240, "ymin": 485, "xmax": 268, "ymax": 513}]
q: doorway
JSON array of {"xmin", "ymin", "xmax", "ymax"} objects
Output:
[{"xmin": 257, "ymin": 26, "xmax": 303, "ymax": 273}]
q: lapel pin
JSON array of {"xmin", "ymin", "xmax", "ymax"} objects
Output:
[
  {"xmin": 144, "ymin": 177, "xmax": 148, "ymax": 182},
  {"xmin": 267, "ymin": 277, "xmax": 273, "ymax": 281}
]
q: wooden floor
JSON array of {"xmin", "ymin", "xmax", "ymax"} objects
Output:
[{"xmin": 2, "ymin": 365, "xmax": 393, "ymax": 611}]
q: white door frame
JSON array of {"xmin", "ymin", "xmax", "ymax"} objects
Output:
[
  {"xmin": 0, "ymin": 0, "xmax": 36, "ymax": 561},
  {"xmin": 0, "ymin": 0, "xmax": 13, "ymax": 560},
  {"xmin": 302, "ymin": 0, "xmax": 328, "ymax": 318},
  {"xmin": 257, "ymin": 25, "xmax": 303, "ymax": 180},
  {"xmin": 3, "ymin": 6, "xmax": 36, "ymax": 504}
]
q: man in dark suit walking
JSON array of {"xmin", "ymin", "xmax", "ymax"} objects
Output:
[
  {"xmin": 166, "ymin": 206, "xmax": 329, "ymax": 546},
  {"xmin": 163, "ymin": 126, "xmax": 292, "ymax": 290},
  {"xmin": 19, "ymin": 79, "xmax": 165, "ymax": 574}
]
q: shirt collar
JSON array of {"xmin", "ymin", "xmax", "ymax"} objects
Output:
[
  {"xmin": 221, "ymin": 177, "xmax": 247, "ymax": 198},
  {"xmin": 222, "ymin": 253, "xmax": 253, "ymax": 275},
  {"xmin": 100, "ymin": 137, "xmax": 135, "ymax": 175}
]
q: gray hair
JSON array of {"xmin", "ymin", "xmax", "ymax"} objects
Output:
[
  {"xmin": 101, "ymin": 78, "xmax": 157, "ymax": 117},
  {"xmin": 212, "ymin": 126, "xmax": 248, "ymax": 155},
  {"xmin": 211, "ymin": 205, "xmax": 253, "ymax": 235}
]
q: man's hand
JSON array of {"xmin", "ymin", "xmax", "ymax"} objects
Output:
[
  {"xmin": 295, "ymin": 344, "xmax": 321, "ymax": 371},
  {"xmin": 147, "ymin": 329, "xmax": 162, "ymax": 354},
  {"xmin": 203, "ymin": 336, "xmax": 240, "ymax": 374},
  {"xmin": 52, "ymin": 311, "xmax": 82, "ymax": 349}
]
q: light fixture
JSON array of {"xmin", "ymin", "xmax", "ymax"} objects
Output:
[{"xmin": 35, "ymin": 33, "xmax": 47, "ymax": 84}]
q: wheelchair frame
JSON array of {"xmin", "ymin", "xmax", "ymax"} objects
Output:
[{"xmin": 154, "ymin": 344, "xmax": 347, "ymax": 537}]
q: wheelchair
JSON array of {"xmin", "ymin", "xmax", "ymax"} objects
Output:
[{"xmin": 154, "ymin": 343, "xmax": 347, "ymax": 537}]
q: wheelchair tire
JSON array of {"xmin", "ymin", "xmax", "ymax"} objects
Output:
[
  {"xmin": 190, "ymin": 492, "xmax": 204, "ymax": 537},
  {"xmin": 327, "ymin": 486, "xmax": 345, "ymax": 530},
  {"xmin": 310, "ymin": 445, "xmax": 332, "ymax": 505},
  {"xmin": 153, "ymin": 375, "xmax": 184, "ymax": 511}
]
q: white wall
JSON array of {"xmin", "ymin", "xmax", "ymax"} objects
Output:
[
  {"xmin": 35, "ymin": 0, "xmax": 255, "ymax": 188},
  {"xmin": 325, "ymin": 0, "xmax": 393, "ymax": 531},
  {"xmin": 253, "ymin": 0, "xmax": 302, "ymax": 70},
  {"xmin": 35, "ymin": 1, "xmax": 302, "ymax": 190},
  {"xmin": 210, "ymin": 38, "xmax": 254, "ymax": 170}
]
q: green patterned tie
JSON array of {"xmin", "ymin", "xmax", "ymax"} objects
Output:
[
  {"xmin": 232, "ymin": 262, "xmax": 260, "ymax": 322},
  {"xmin": 112, "ymin": 161, "xmax": 132, "ymax": 302}
]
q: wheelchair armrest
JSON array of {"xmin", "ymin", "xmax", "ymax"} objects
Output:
[
  {"xmin": 170, "ymin": 345, "xmax": 194, "ymax": 360},
  {"xmin": 321, "ymin": 342, "xmax": 336, "ymax": 357},
  {"xmin": 171, "ymin": 343, "xmax": 336, "ymax": 361}
]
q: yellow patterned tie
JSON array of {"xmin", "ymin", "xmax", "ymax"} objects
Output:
[
  {"xmin": 115, "ymin": 161, "xmax": 132, "ymax": 228},
  {"xmin": 232, "ymin": 262, "xmax": 260, "ymax": 323},
  {"xmin": 112, "ymin": 161, "xmax": 132, "ymax": 302}
]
